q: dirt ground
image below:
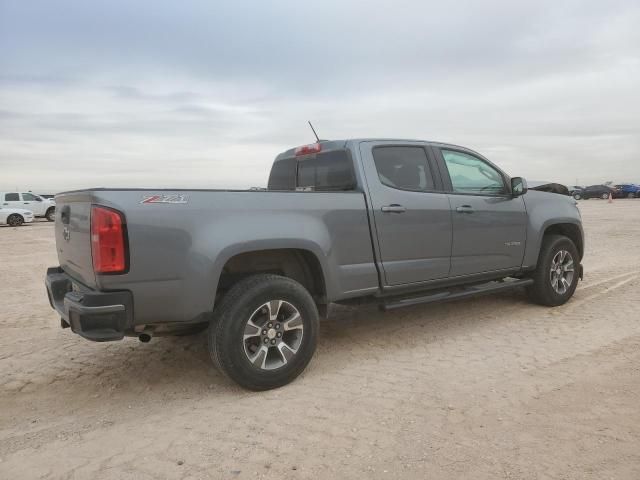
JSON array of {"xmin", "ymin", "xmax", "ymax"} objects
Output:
[{"xmin": 1, "ymin": 200, "xmax": 639, "ymax": 480}]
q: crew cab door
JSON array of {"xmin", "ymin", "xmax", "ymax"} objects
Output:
[
  {"xmin": 359, "ymin": 141, "xmax": 452, "ymax": 285},
  {"xmin": 433, "ymin": 147, "xmax": 527, "ymax": 277},
  {"xmin": 20, "ymin": 193, "xmax": 45, "ymax": 215},
  {"xmin": 2, "ymin": 192, "xmax": 22, "ymax": 209}
]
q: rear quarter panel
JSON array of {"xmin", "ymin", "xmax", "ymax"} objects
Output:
[{"xmin": 93, "ymin": 190, "xmax": 378, "ymax": 325}]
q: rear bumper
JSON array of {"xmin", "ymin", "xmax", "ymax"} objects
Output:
[{"xmin": 45, "ymin": 267, "xmax": 133, "ymax": 342}]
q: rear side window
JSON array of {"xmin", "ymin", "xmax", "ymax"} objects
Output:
[
  {"xmin": 5, "ymin": 193, "xmax": 19, "ymax": 201},
  {"xmin": 297, "ymin": 150, "xmax": 355, "ymax": 191},
  {"xmin": 372, "ymin": 146, "xmax": 435, "ymax": 191}
]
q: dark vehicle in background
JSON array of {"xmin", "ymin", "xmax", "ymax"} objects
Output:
[
  {"xmin": 573, "ymin": 184, "xmax": 618, "ymax": 200},
  {"xmin": 569, "ymin": 186, "xmax": 584, "ymax": 197},
  {"xmin": 528, "ymin": 181, "xmax": 570, "ymax": 196},
  {"xmin": 39, "ymin": 194, "xmax": 56, "ymax": 199},
  {"xmin": 613, "ymin": 184, "xmax": 640, "ymax": 199}
]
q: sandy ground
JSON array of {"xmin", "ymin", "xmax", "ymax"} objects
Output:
[{"xmin": 0, "ymin": 200, "xmax": 639, "ymax": 480}]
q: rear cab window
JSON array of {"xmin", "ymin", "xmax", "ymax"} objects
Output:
[
  {"xmin": 268, "ymin": 148, "xmax": 356, "ymax": 192},
  {"xmin": 5, "ymin": 193, "xmax": 19, "ymax": 201},
  {"xmin": 267, "ymin": 157, "xmax": 297, "ymax": 190}
]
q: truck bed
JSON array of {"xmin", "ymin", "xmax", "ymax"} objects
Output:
[{"xmin": 54, "ymin": 189, "xmax": 380, "ymax": 326}]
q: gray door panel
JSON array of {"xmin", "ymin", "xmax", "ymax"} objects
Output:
[
  {"xmin": 359, "ymin": 141, "xmax": 452, "ymax": 286},
  {"xmin": 449, "ymin": 195, "xmax": 527, "ymax": 276},
  {"xmin": 434, "ymin": 147, "xmax": 527, "ymax": 276}
]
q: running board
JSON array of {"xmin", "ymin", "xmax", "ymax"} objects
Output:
[{"xmin": 381, "ymin": 278, "xmax": 534, "ymax": 311}]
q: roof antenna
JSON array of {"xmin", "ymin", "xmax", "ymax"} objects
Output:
[{"xmin": 308, "ymin": 121, "xmax": 321, "ymax": 143}]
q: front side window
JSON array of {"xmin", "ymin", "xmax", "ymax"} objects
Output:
[
  {"xmin": 441, "ymin": 150, "xmax": 506, "ymax": 195},
  {"xmin": 372, "ymin": 146, "xmax": 435, "ymax": 191},
  {"xmin": 5, "ymin": 193, "xmax": 19, "ymax": 201},
  {"xmin": 22, "ymin": 193, "xmax": 39, "ymax": 201}
]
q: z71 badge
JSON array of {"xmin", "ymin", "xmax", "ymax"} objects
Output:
[{"xmin": 141, "ymin": 194, "xmax": 189, "ymax": 204}]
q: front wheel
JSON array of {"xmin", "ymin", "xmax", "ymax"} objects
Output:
[
  {"xmin": 527, "ymin": 234, "xmax": 580, "ymax": 306},
  {"xmin": 7, "ymin": 214, "xmax": 24, "ymax": 227},
  {"xmin": 45, "ymin": 208, "xmax": 56, "ymax": 222},
  {"xmin": 601, "ymin": 192, "xmax": 609, "ymax": 200},
  {"xmin": 572, "ymin": 193, "xmax": 581, "ymax": 200},
  {"xmin": 209, "ymin": 274, "xmax": 319, "ymax": 390}
]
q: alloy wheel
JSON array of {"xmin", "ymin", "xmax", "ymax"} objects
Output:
[
  {"xmin": 549, "ymin": 250, "xmax": 575, "ymax": 295},
  {"xmin": 242, "ymin": 300, "xmax": 304, "ymax": 370}
]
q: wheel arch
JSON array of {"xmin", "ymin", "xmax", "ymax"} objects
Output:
[
  {"xmin": 213, "ymin": 246, "xmax": 329, "ymax": 311},
  {"xmin": 543, "ymin": 223, "xmax": 584, "ymax": 260}
]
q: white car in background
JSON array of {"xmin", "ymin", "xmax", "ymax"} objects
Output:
[
  {"xmin": 1, "ymin": 192, "xmax": 56, "ymax": 221},
  {"xmin": 0, "ymin": 207, "xmax": 34, "ymax": 226}
]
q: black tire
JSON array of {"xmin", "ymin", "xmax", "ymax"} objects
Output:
[
  {"xmin": 45, "ymin": 207, "xmax": 56, "ymax": 222},
  {"xmin": 572, "ymin": 193, "xmax": 581, "ymax": 200},
  {"xmin": 527, "ymin": 234, "xmax": 580, "ymax": 306},
  {"xmin": 209, "ymin": 274, "xmax": 319, "ymax": 391},
  {"xmin": 600, "ymin": 192, "xmax": 609, "ymax": 200},
  {"xmin": 7, "ymin": 214, "xmax": 24, "ymax": 227}
]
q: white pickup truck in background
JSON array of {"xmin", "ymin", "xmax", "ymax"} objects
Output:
[{"xmin": 1, "ymin": 192, "xmax": 56, "ymax": 221}]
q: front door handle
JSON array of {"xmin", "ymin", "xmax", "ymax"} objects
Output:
[
  {"xmin": 381, "ymin": 204, "xmax": 406, "ymax": 213},
  {"xmin": 456, "ymin": 205, "xmax": 475, "ymax": 214}
]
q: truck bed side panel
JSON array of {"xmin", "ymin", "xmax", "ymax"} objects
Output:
[{"xmin": 92, "ymin": 190, "xmax": 378, "ymax": 325}]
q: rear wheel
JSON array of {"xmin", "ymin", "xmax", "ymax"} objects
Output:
[
  {"xmin": 527, "ymin": 234, "xmax": 579, "ymax": 306},
  {"xmin": 209, "ymin": 274, "xmax": 319, "ymax": 390},
  {"xmin": 572, "ymin": 193, "xmax": 581, "ymax": 200},
  {"xmin": 7, "ymin": 214, "xmax": 24, "ymax": 227},
  {"xmin": 45, "ymin": 207, "xmax": 56, "ymax": 222}
]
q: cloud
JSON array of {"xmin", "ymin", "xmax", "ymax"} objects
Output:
[{"xmin": 0, "ymin": 0, "xmax": 639, "ymax": 192}]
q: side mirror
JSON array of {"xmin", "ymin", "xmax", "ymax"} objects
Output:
[
  {"xmin": 36, "ymin": 197, "xmax": 43, "ymax": 202},
  {"xmin": 511, "ymin": 177, "xmax": 528, "ymax": 197}
]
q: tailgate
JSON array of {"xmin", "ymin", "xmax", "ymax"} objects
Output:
[{"xmin": 54, "ymin": 192, "xmax": 97, "ymax": 288}]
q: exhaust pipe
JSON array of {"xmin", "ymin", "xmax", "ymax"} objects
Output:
[{"xmin": 138, "ymin": 333, "xmax": 152, "ymax": 343}]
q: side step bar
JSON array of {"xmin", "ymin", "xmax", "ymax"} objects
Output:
[{"xmin": 381, "ymin": 278, "xmax": 534, "ymax": 311}]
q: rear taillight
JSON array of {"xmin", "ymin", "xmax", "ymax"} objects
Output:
[{"xmin": 91, "ymin": 205, "xmax": 128, "ymax": 274}]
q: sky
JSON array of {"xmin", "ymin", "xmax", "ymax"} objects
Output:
[{"xmin": 1, "ymin": 0, "xmax": 639, "ymax": 193}]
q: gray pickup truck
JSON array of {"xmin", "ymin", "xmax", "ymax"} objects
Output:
[{"xmin": 46, "ymin": 139, "xmax": 584, "ymax": 390}]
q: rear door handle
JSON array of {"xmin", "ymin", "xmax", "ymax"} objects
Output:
[
  {"xmin": 456, "ymin": 205, "xmax": 475, "ymax": 214},
  {"xmin": 381, "ymin": 204, "xmax": 406, "ymax": 213}
]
